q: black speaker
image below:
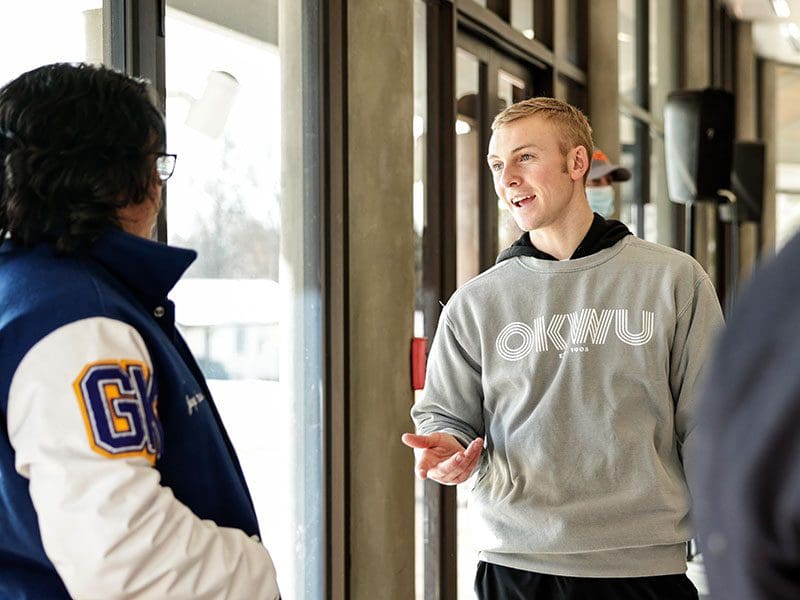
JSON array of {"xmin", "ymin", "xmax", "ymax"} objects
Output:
[
  {"xmin": 664, "ymin": 88, "xmax": 735, "ymax": 204},
  {"xmin": 731, "ymin": 141, "xmax": 765, "ymax": 223}
]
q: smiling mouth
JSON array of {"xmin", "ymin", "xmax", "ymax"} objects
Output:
[{"xmin": 511, "ymin": 195, "xmax": 535, "ymax": 208}]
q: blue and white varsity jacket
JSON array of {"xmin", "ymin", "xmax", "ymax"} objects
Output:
[{"xmin": 0, "ymin": 229, "xmax": 280, "ymax": 599}]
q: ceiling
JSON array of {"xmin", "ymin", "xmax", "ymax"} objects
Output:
[
  {"xmin": 723, "ymin": 1, "xmax": 800, "ymax": 164},
  {"xmin": 724, "ymin": 0, "xmax": 800, "ymax": 64}
]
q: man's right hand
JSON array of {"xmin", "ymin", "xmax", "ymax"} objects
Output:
[{"xmin": 401, "ymin": 432, "xmax": 484, "ymax": 485}]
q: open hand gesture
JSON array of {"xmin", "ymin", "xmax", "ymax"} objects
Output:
[{"xmin": 401, "ymin": 432, "xmax": 484, "ymax": 485}]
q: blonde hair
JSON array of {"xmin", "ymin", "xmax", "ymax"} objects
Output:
[{"xmin": 492, "ymin": 97, "xmax": 594, "ymax": 162}]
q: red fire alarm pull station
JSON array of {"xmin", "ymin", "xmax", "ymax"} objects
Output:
[{"xmin": 411, "ymin": 337, "xmax": 427, "ymax": 390}]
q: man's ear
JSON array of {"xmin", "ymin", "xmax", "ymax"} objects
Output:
[{"xmin": 569, "ymin": 145, "xmax": 590, "ymax": 182}]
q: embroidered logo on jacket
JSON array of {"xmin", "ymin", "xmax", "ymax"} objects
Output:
[
  {"xmin": 496, "ymin": 308, "xmax": 655, "ymax": 360},
  {"xmin": 186, "ymin": 392, "xmax": 205, "ymax": 415},
  {"xmin": 72, "ymin": 360, "xmax": 163, "ymax": 463}
]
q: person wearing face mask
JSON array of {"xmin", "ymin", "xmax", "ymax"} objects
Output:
[{"xmin": 585, "ymin": 149, "xmax": 630, "ymax": 218}]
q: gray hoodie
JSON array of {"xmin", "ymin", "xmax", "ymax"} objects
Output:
[{"xmin": 412, "ymin": 235, "xmax": 724, "ymax": 578}]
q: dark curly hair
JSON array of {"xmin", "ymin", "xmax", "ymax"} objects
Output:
[{"xmin": 0, "ymin": 62, "xmax": 166, "ymax": 253}]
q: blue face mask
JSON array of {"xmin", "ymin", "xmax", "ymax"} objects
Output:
[{"xmin": 586, "ymin": 186, "xmax": 615, "ymax": 218}]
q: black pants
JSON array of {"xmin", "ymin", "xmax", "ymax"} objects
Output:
[{"xmin": 475, "ymin": 561, "xmax": 699, "ymax": 600}]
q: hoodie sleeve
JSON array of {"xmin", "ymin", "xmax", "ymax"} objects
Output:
[
  {"xmin": 7, "ymin": 317, "xmax": 280, "ymax": 600},
  {"xmin": 669, "ymin": 273, "xmax": 724, "ymax": 484},
  {"xmin": 411, "ymin": 305, "xmax": 485, "ymax": 447}
]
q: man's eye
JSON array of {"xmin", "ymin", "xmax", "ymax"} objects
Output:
[{"xmin": 519, "ymin": 153, "xmax": 533, "ymax": 161}]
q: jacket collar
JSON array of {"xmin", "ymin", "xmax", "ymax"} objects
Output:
[{"xmin": 88, "ymin": 229, "xmax": 197, "ymax": 302}]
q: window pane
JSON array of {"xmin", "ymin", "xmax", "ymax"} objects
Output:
[
  {"xmin": 619, "ymin": 114, "xmax": 643, "ymax": 234},
  {"xmin": 650, "ymin": 0, "xmax": 677, "ymax": 118},
  {"xmin": 557, "ymin": 0, "xmax": 587, "ymax": 68},
  {"xmin": 557, "ymin": 75, "xmax": 588, "ymax": 114},
  {"xmin": 474, "ymin": 0, "xmax": 549, "ymax": 45},
  {"xmin": 456, "ymin": 47, "xmax": 482, "ymax": 600},
  {"xmin": 497, "ymin": 69, "xmax": 527, "ymax": 110},
  {"xmin": 777, "ymin": 163, "xmax": 800, "ymax": 247},
  {"xmin": 497, "ymin": 70, "xmax": 526, "ymax": 252},
  {"xmin": 455, "ymin": 49, "xmax": 481, "ymax": 288},
  {"xmin": 777, "ymin": 162, "xmax": 800, "ymax": 191},
  {"xmin": 413, "ymin": 1, "xmax": 427, "ymax": 598},
  {"xmin": 510, "ymin": 0, "xmax": 535, "ymax": 40},
  {"xmin": 414, "ymin": 1, "xmax": 428, "ymax": 319},
  {"xmin": 776, "ymin": 66, "xmax": 800, "ymax": 248},
  {"xmin": 618, "ymin": 0, "xmax": 640, "ymax": 105},
  {"xmin": 776, "ymin": 190, "xmax": 800, "ymax": 249},
  {"xmin": 164, "ymin": 3, "xmax": 322, "ymax": 599},
  {"xmin": 0, "ymin": 1, "xmax": 103, "ymax": 84},
  {"xmin": 648, "ymin": 130, "xmax": 678, "ymax": 246}
]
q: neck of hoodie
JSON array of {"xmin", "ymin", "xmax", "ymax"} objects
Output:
[{"xmin": 495, "ymin": 213, "xmax": 632, "ymax": 264}]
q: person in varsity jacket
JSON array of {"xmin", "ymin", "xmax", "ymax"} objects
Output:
[
  {"xmin": 0, "ymin": 63, "xmax": 280, "ymax": 599},
  {"xmin": 689, "ymin": 226, "xmax": 800, "ymax": 600},
  {"xmin": 402, "ymin": 97, "xmax": 724, "ymax": 599}
]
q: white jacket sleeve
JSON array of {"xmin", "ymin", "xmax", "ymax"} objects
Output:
[{"xmin": 7, "ymin": 317, "xmax": 280, "ymax": 600}]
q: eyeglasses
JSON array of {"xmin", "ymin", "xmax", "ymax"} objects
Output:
[{"xmin": 154, "ymin": 153, "xmax": 177, "ymax": 181}]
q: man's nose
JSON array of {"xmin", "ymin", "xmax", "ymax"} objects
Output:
[{"xmin": 501, "ymin": 166, "xmax": 521, "ymax": 188}]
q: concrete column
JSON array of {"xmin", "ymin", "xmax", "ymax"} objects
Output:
[
  {"xmin": 735, "ymin": 22, "xmax": 757, "ymax": 140},
  {"xmin": 347, "ymin": 1, "xmax": 416, "ymax": 598},
  {"xmin": 682, "ymin": 0, "xmax": 711, "ymax": 89},
  {"xmin": 652, "ymin": 0, "xmax": 678, "ymax": 247},
  {"xmin": 739, "ymin": 222, "xmax": 760, "ymax": 286},
  {"xmin": 679, "ymin": 0, "xmax": 716, "ymax": 278},
  {"xmin": 734, "ymin": 22, "xmax": 760, "ymax": 281},
  {"xmin": 693, "ymin": 202, "xmax": 718, "ymax": 283},
  {"xmin": 760, "ymin": 60, "xmax": 778, "ymax": 254},
  {"xmin": 588, "ymin": 0, "xmax": 620, "ymax": 161}
]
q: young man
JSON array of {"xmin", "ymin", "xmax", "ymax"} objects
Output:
[
  {"xmin": 0, "ymin": 63, "xmax": 280, "ymax": 599},
  {"xmin": 402, "ymin": 97, "xmax": 723, "ymax": 599}
]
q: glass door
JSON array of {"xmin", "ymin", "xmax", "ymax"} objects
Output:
[
  {"xmin": 413, "ymin": 14, "xmax": 540, "ymax": 599},
  {"xmin": 163, "ymin": 3, "xmax": 322, "ymax": 598},
  {"xmin": 0, "ymin": 2, "xmax": 103, "ymax": 83},
  {"xmin": 454, "ymin": 34, "xmax": 535, "ymax": 600}
]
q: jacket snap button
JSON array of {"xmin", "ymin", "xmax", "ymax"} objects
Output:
[{"xmin": 153, "ymin": 306, "xmax": 166, "ymax": 318}]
